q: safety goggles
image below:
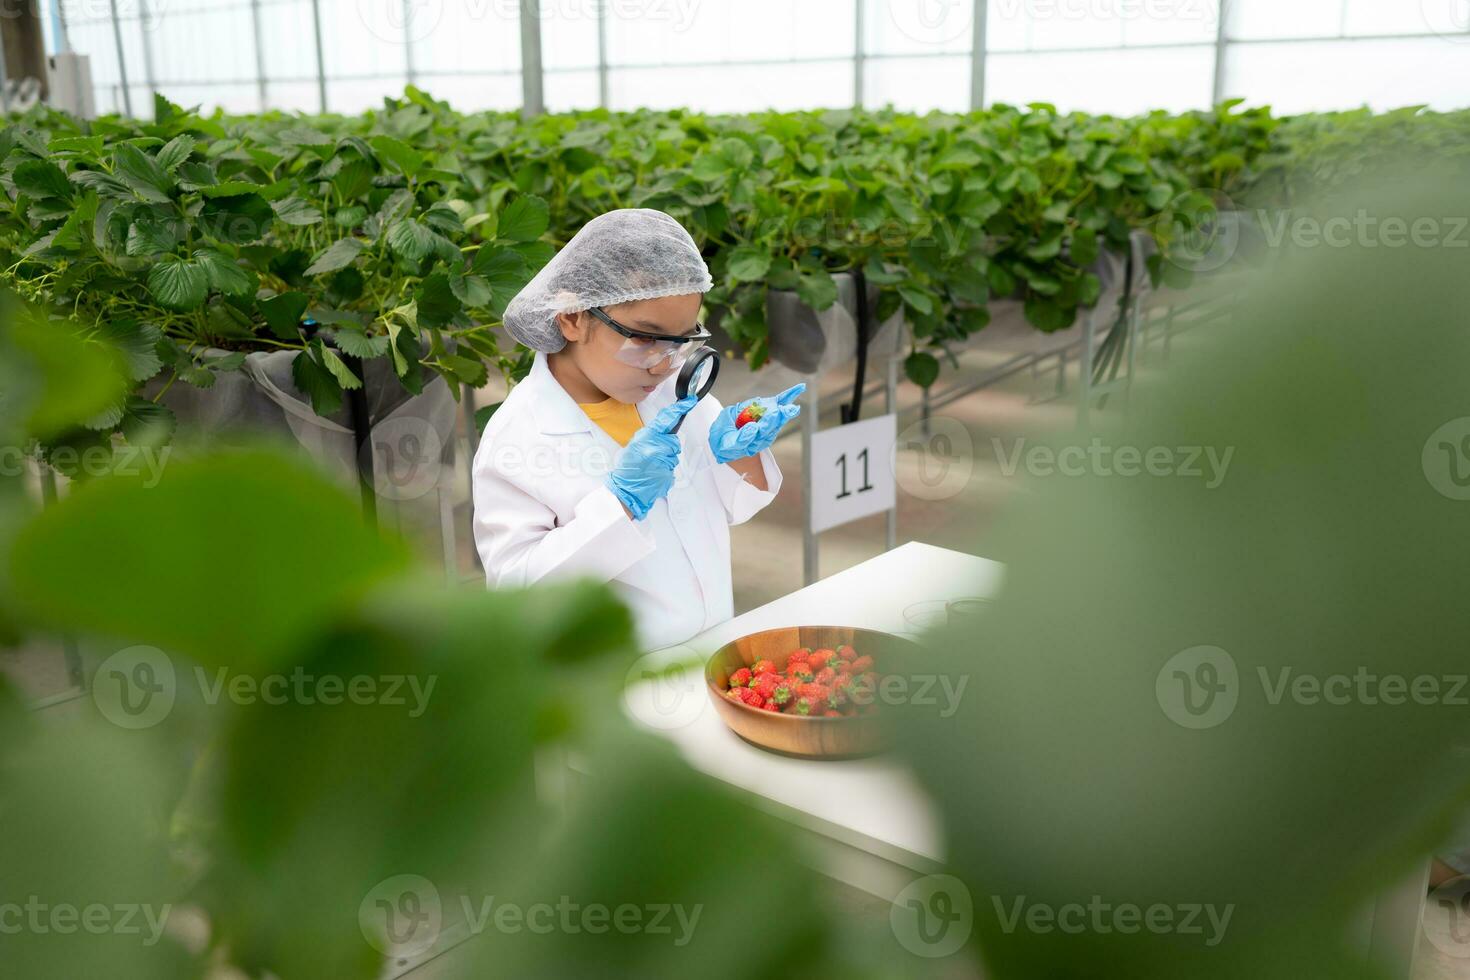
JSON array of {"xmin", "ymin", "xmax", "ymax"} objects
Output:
[{"xmin": 586, "ymin": 306, "xmax": 713, "ymax": 370}]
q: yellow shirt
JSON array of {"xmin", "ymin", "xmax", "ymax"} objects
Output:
[{"xmin": 577, "ymin": 396, "xmax": 643, "ymax": 447}]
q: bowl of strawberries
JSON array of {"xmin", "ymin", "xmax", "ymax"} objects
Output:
[{"xmin": 705, "ymin": 626, "xmax": 919, "ymax": 759}]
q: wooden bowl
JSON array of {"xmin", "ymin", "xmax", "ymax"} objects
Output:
[{"xmin": 705, "ymin": 625, "xmax": 921, "ymax": 760}]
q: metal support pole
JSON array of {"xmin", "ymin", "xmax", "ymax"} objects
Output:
[
  {"xmin": 402, "ymin": 0, "xmax": 417, "ymax": 85},
  {"xmin": 597, "ymin": 0, "xmax": 610, "ymax": 108},
  {"xmin": 0, "ymin": 21, "xmax": 10, "ymax": 113},
  {"xmin": 106, "ymin": 0, "xmax": 132, "ymax": 116},
  {"xmin": 970, "ymin": 0, "xmax": 988, "ymax": 111},
  {"xmin": 853, "ymin": 0, "xmax": 865, "ymax": 107},
  {"xmin": 802, "ymin": 377, "xmax": 818, "ymax": 586},
  {"xmin": 249, "ymin": 0, "xmax": 267, "ymax": 109},
  {"xmin": 885, "ymin": 352, "xmax": 898, "ymax": 552},
  {"xmin": 309, "ymin": 0, "xmax": 327, "ymax": 113},
  {"xmin": 138, "ymin": 0, "xmax": 157, "ymax": 111},
  {"xmin": 1211, "ymin": 0, "xmax": 1230, "ymax": 106},
  {"xmin": 520, "ymin": 0, "xmax": 544, "ymax": 117},
  {"xmin": 461, "ymin": 384, "xmax": 483, "ymax": 574}
]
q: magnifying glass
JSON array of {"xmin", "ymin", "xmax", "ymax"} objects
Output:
[{"xmin": 668, "ymin": 347, "xmax": 720, "ymax": 434}]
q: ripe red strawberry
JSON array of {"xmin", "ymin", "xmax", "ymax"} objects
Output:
[
  {"xmin": 793, "ymin": 696, "xmax": 817, "ymax": 716},
  {"xmin": 835, "ymin": 644, "xmax": 856, "ymax": 662},
  {"xmin": 728, "ymin": 667, "xmax": 752, "ymax": 689},
  {"xmin": 770, "ymin": 680, "xmax": 793, "ymax": 705},
  {"xmin": 786, "ymin": 662, "xmax": 813, "ymax": 683},
  {"xmin": 826, "ymin": 685, "xmax": 849, "ymax": 709},
  {"xmin": 849, "ymin": 655, "xmax": 874, "ymax": 673},
  {"xmin": 832, "ymin": 673, "xmax": 853, "ymax": 693},
  {"xmin": 759, "ymin": 700, "xmax": 781, "ymax": 712},
  {"xmin": 735, "ymin": 402, "xmax": 767, "ymax": 428},
  {"xmin": 808, "ymin": 649, "xmax": 834, "ymax": 669},
  {"xmin": 822, "ymin": 709, "xmax": 842, "ymax": 717},
  {"xmin": 796, "ymin": 683, "xmax": 831, "ymax": 704},
  {"xmin": 814, "ymin": 666, "xmax": 836, "ymax": 685},
  {"xmin": 785, "ymin": 648, "xmax": 811, "ymax": 667},
  {"xmin": 738, "ymin": 688, "xmax": 765, "ymax": 708},
  {"xmin": 751, "ymin": 659, "xmax": 777, "ymax": 676},
  {"xmin": 836, "ymin": 659, "xmax": 854, "ymax": 675},
  {"xmin": 752, "ymin": 672, "xmax": 782, "ymax": 701}
]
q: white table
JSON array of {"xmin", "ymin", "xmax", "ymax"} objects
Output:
[{"xmin": 621, "ymin": 541, "xmax": 1002, "ymax": 901}]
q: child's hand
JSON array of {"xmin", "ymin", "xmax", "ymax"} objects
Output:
[
  {"xmin": 708, "ymin": 383, "xmax": 805, "ymax": 464},
  {"xmin": 605, "ymin": 395, "xmax": 697, "ymax": 521}
]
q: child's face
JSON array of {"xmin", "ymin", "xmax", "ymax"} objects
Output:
[{"xmin": 556, "ymin": 293, "xmax": 705, "ymax": 404}]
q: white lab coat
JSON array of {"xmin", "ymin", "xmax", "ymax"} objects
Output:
[{"xmin": 471, "ymin": 351, "xmax": 783, "ymax": 651}]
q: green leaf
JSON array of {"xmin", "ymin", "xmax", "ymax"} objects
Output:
[
  {"xmin": 272, "ymin": 194, "xmax": 323, "ymax": 226},
  {"xmin": 386, "ymin": 218, "xmax": 436, "ymax": 261},
  {"xmin": 9, "ymin": 450, "xmax": 410, "ymax": 670},
  {"xmin": 198, "ymin": 192, "xmax": 274, "ymax": 243},
  {"xmin": 1024, "ymin": 295, "xmax": 1075, "ymax": 331},
  {"xmin": 304, "ymin": 237, "xmax": 367, "ymax": 276},
  {"xmin": 119, "ymin": 395, "xmax": 176, "ymax": 447},
  {"xmin": 146, "ymin": 254, "xmax": 209, "ymax": 310},
  {"xmin": 897, "ymin": 284, "xmax": 934, "ymax": 315},
  {"xmin": 449, "ymin": 270, "xmax": 492, "ymax": 307},
  {"xmin": 317, "ymin": 342, "xmax": 362, "ymax": 391},
  {"xmin": 291, "ymin": 347, "xmax": 344, "ymax": 415},
  {"xmin": 472, "ymin": 247, "xmax": 528, "ymax": 292},
  {"xmin": 726, "ymin": 246, "xmax": 771, "ymax": 283},
  {"xmin": 195, "ymin": 247, "xmax": 256, "ymax": 299},
  {"xmin": 1070, "ymin": 228, "xmax": 1100, "ymax": 267},
  {"xmin": 369, "ymin": 134, "xmax": 425, "ymax": 177},
  {"xmin": 96, "ymin": 319, "xmax": 164, "ymax": 383},
  {"xmin": 155, "ymin": 134, "xmax": 195, "ymax": 171},
  {"xmin": 112, "ymin": 142, "xmax": 174, "ymax": 202},
  {"xmin": 13, "ymin": 159, "xmax": 73, "ymax": 200},
  {"xmin": 794, "ymin": 271, "xmax": 838, "ymax": 311},
  {"xmin": 904, "ymin": 351, "xmax": 940, "ymax": 388},
  {"xmin": 496, "ymin": 195, "xmax": 550, "ymax": 243},
  {"xmin": 125, "ymin": 215, "xmax": 177, "ymax": 256},
  {"xmin": 324, "ymin": 328, "xmax": 390, "ymax": 359},
  {"xmin": 415, "ymin": 273, "xmax": 460, "ymax": 329},
  {"xmin": 258, "ymin": 291, "xmax": 309, "ymax": 341}
]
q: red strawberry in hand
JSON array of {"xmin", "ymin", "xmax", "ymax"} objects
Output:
[{"xmin": 735, "ymin": 402, "xmax": 767, "ymax": 428}]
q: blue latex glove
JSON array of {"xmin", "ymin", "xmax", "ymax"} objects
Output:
[
  {"xmin": 605, "ymin": 395, "xmax": 698, "ymax": 521},
  {"xmin": 708, "ymin": 383, "xmax": 805, "ymax": 464}
]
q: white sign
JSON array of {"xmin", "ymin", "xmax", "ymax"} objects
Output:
[{"xmin": 809, "ymin": 413, "xmax": 897, "ymax": 534}]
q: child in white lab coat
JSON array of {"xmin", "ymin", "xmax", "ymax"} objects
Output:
[{"xmin": 471, "ymin": 209, "xmax": 803, "ymax": 651}]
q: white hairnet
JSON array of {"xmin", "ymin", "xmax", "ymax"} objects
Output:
[{"xmin": 502, "ymin": 208, "xmax": 713, "ymax": 353}]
